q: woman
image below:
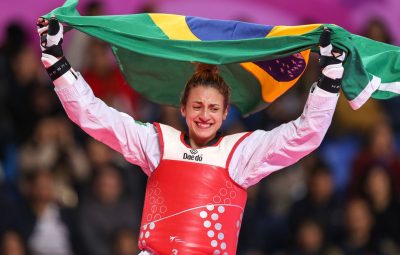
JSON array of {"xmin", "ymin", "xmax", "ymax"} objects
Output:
[{"xmin": 37, "ymin": 18, "xmax": 344, "ymax": 255}]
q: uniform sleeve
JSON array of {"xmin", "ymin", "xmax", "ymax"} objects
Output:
[
  {"xmin": 229, "ymin": 85, "xmax": 339, "ymax": 188},
  {"xmin": 54, "ymin": 73, "xmax": 160, "ymax": 175}
]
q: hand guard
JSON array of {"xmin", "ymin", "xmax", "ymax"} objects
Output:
[
  {"xmin": 37, "ymin": 17, "xmax": 77, "ymax": 84},
  {"xmin": 37, "ymin": 17, "xmax": 64, "ymax": 58},
  {"xmin": 317, "ymin": 27, "xmax": 346, "ymax": 93}
]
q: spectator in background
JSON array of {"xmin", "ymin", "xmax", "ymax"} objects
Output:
[
  {"xmin": 19, "ymin": 116, "xmax": 91, "ymax": 207},
  {"xmin": 82, "ymin": 38, "xmax": 140, "ymax": 116},
  {"xmin": 236, "ymin": 184, "xmax": 270, "ymax": 254},
  {"xmin": 84, "ymin": 138, "xmax": 147, "ymax": 227},
  {"xmin": 5, "ymin": 38, "xmax": 51, "ymax": 144},
  {"xmin": 361, "ymin": 18, "xmax": 393, "ymax": 46},
  {"xmin": 3, "ymin": 40, "xmax": 59, "ymax": 198},
  {"xmin": 290, "ymin": 218, "xmax": 327, "ymax": 255},
  {"xmin": 78, "ymin": 164, "xmax": 137, "ymax": 255},
  {"xmin": 288, "ymin": 162, "xmax": 341, "ymax": 247},
  {"xmin": 112, "ymin": 228, "xmax": 140, "ymax": 255},
  {"xmin": 0, "ymin": 185, "xmax": 17, "ymax": 239},
  {"xmin": 1, "ymin": 22, "xmax": 62, "ymax": 145},
  {"xmin": 0, "ymin": 230, "xmax": 26, "ymax": 255},
  {"xmin": 332, "ymin": 96, "xmax": 385, "ymax": 138},
  {"xmin": 0, "ymin": 22, "xmax": 66, "ymax": 202},
  {"xmin": 335, "ymin": 197, "xmax": 382, "ymax": 255},
  {"xmin": 85, "ymin": 138, "xmax": 117, "ymax": 169},
  {"xmin": 349, "ymin": 120, "xmax": 400, "ymax": 196},
  {"xmin": 361, "ymin": 17, "xmax": 400, "ymax": 133},
  {"xmin": 65, "ymin": 0, "xmax": 105, "ymax": 70},
  {"xmin": 12, "ymin": 169, "xmax": 81, "ymax": 255},
  {"xmin": 0, "ymin": 24, "xmax": 23, "ymax": 154},
  {"xmin": 358, "ymin": 164, "xmax": 400, "ymax": 251},
  {"xmin": 331, "ymin": 19, "xmax": 391, "ymax": 138},
  {"xmin": 66, "ymin": 1, "xmax": 160, "ymax": 124}
]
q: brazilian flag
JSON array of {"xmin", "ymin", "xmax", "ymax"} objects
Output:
[{"xmin": 43, "ymin": 0, "xmax": 400, "ymax": 115}]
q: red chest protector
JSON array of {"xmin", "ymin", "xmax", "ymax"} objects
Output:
[{"xmin": 138, "ymin": 123, "xmax": 251, "ymax": 255}]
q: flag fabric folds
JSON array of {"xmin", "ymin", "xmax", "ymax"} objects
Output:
[{"xmin": 43, "ymin": 0, "xmax": 400, "ymax": 115}]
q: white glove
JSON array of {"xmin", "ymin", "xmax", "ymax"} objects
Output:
[
  {"xmin": 37, "ymin": 17, "xmax": 77, "ymax": 86},
  {"xmin": 317, "ymin": 27, "xmax": 346, "ymax": 93},
  {"xmin": 37, "ymin": 17, "xmax": 63, "ymax": 51}
]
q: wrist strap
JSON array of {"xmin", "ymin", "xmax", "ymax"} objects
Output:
[
  {"xmin": 46, "ymin": 57, "xmax": 71, "ymax": 81},
  {"xmin": 43, "ymin": 43, "xmax": 64, "ymax": 58},
  {"xmin": 317, "ymin": 74, "xmax": 341, "ymax": 93}
]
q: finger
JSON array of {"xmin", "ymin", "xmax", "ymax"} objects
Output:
[
  {"xmin": 36, "ymin": 17, "xmax": 49, "ymax": 28},
  {"xmin": 48, "ymin": 18, "xmax": 60, "ymax": 36},
  {"xmin": 332, "ymin": 48, "xmax": 343, "ymax": 57},
  {"xmin": 36, "ymin": 17, "xmax": 44, "ymax": 24},
  {"xmin": 36, "ymin": 19, "xmax": 44, "ymax": 28},
  {"xmin": 334, "ymin": 51, "xmax": 346, "ymax": 62},
  {"xmin": 37, "ymin": 26, "xmax": 48, "ymax": 36},
  {"xmin": 319, "ymin": 27, "xmax": 331, "ymax": 48},
  {"xmin": 41, "ymin": 35, "xmax": 48, "ymax": 48}
]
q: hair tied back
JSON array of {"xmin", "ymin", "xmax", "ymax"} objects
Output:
[{"xmin": 194, "ymin": 63, "xmax": 219, "ymax": 75}]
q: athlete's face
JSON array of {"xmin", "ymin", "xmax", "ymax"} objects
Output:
[{"xmin": 181, "ymin": 86, "xmax": 228, "ymax": 148}]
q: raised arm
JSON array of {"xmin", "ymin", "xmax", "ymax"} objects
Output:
[
  {"xmin": 37, "ymin": 18, "xmax": 160, "ymax": 175},
  {"xmin": 230, "ymin": 28, "xmax": 346, "ymax": 188}
]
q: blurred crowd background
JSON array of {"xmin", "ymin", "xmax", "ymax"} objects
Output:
[{"xmin": 1, "ymin": 0, "xmax": 400, "ymax": 255}]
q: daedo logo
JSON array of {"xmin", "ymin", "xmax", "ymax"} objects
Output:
[{"xmin": 183, "ymin": 149, "xmax": 203, "ymax": 161}]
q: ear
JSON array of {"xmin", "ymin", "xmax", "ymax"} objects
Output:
[
  {"xmin": 180, "ymin": 105, "xmax": 186, "ymax": 117},
  {"xmin": 223, "ymin": 106, "xmax": 228, "ymax": 120}
]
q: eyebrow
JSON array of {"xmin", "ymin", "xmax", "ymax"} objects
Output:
[{"xmin": 192, "ymin": 101, "xmax": 221, "ymax": 107}]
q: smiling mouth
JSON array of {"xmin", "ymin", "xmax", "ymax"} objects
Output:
[{"xmin": 195, "ymin": 122, "xmax": 212, "ymax": 129}]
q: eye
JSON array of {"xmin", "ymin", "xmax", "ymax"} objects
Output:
[
  {"xmin": 193, "ymin": 106, "xmax": 201, "ymax": 111},
  {"xmin": 211, "ymin": 107, "xmax": 220, "ymax": 112}
]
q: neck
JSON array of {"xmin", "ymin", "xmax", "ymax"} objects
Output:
[
  {"xmin": 189, "ymin": 136, "xmax": 215, "ymax": 149},
  {"xmin": 32, "ymin": 201, "xmax": 50, "ymax": 217},
  {"xmin": 373, "ymin": 195, "xmax": 390, "ymax": 213},
  {"xmin": 187, "ymin": 132, "xmax": 221, "ymax": 148},
  {"xmin": 349, "ymin": 231, "xmax": 370, "ymax": 247}
]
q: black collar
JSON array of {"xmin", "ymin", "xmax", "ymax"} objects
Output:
[{"xmin": 183, "ymin": 131, "xmax": 223, "ymax": 148}]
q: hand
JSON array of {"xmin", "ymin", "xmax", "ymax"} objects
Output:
[
  {"xmin": 317, "ymin": 27, "xmax": 346, "ymax": 93},
  {"xmin": 37, "ymin": 17, "xmax": 76, "ymax": 83},
  {"xmin": 37, "ymin": 17, "xmax": 64, "ymax": 56},
  {"xmin": 319, "ymin": 27, "xmax": 345, "ymax": 68}
]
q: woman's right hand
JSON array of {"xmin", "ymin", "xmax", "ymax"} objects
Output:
[
  {"xmin": 37, "ymin": 17, "xmax": 77, "ymax": 85},
  {"xmin": 37, "ymin": 17, "xmax": 64, "ymax": 57}
]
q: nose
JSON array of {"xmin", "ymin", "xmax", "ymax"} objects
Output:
[{"xmin": 199, "ymin": 109, "xmax": 210, "ymax": 120}]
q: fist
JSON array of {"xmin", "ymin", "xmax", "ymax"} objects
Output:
[
  {"xmin": 37, "ymin": 17, "xmax": 64, "ymax": 57},
  {"xmin": 319, "ymin": 27, "xmax": 345, "ymax": 68},
  {"xmin": 316, "ymin": 27, "xmax": 346, "ymax": 93}
]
